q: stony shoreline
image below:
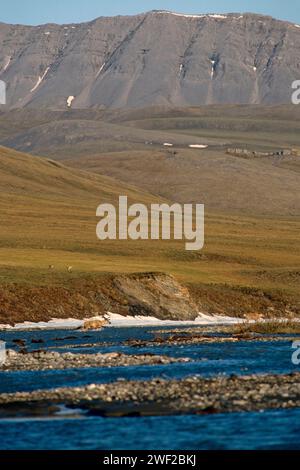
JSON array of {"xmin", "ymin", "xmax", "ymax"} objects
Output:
[
  {"xmin": 123, "ymin": 332, "xmax": 298, "ymax": 348},
  {"xmin": 0, "ymin": 350, "xmax": 190, "ymax": 371},
  {"xmin": 0, "ymin": 373, "xmax": 299, "ymax": 417}
]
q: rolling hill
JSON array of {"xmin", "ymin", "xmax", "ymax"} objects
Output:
[
  {"xmin": 0, "ymin": 144, "xmax": 299, "ymax": 323},
  {"xmin": 1, "ymin": 106, "xmax": 300, "ymax": 216}
]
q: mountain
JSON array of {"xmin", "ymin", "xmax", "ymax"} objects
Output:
[{"xmin": 0, "ymin": 11, "xmax": 300, "ymax": 108}]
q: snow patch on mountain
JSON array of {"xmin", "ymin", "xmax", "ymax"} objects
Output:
[
  {"xmin": 210, "ymin": 59, "xmax": 216, "ymax": 79},
  {"xmin": 67, "ymin": 95, "xmax": 75, "ymax": 107},
  {"xmin": 2, "ymin": 56, "xmax": 11, "ymax": 72},
  {"xmin": 96, "ymin": 63, "xmax": 106, "ymax": 78},
  {"xmin": 154, "ymin": 11, "xmax": 229, "ymax": 20},
  {"xmin": 30, "ymin": 67, "xmax": 50, "ymax": 92}
]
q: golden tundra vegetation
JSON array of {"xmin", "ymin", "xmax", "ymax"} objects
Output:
[{"xmin": 0, "ymin": 105, "xmax": 299, "ymax": 322}]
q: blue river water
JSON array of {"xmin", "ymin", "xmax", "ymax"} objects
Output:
[{"xmin": 0, "ymin": 326, "xmax": 299, "ymax": 450}]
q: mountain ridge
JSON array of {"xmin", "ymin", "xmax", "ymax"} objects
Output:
[
  {"xmin": 0, "ymin": 10, "xmax": 296, "ymax": 27},
  {"xmin": 0, "ymin": 11, "xmax": 299, "ymax": 108}
]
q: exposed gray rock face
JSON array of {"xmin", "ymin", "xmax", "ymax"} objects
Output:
[
  {"xmin": 113, "ymin": 273, "xmax": 199, "ymax": 321},
  {"xmin": 0, "ymin": 11, "xmax": 299, "ymax": 108}
]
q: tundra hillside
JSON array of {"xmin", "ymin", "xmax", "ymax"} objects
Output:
[{"xmin": 0, "ymin": 141, "xmax": 299, "ymax": 324}]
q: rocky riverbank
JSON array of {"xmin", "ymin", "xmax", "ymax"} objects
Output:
[
  {"xmin": 0, "ymin": 273, "xmax": 199, "ymax": 326},
  {"xmin": 0, "ymin": 373, "xmax": 299, "ymax": 417},
  {"xmin": 1, "ymin": 272, "xmax": 299, "ymax": 328},
  {"xmin": 123, "ymin": 332, "xmax": 298, "ymax": 348},
  {"xmin": 0, "ymin": 350, "xmax": 190, "ymax": 371}
]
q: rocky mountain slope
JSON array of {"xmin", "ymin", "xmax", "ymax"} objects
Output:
[{"xmin": 0, "ymin": 11, "xmax": 300, "ymax": 108}]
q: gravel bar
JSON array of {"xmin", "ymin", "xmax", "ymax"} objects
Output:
[
  {"xmin": 0, "ymin": 350, "xmax": 190, "ymax": 371},
  {"xmin": 0, "ymin": 373, "xmax": 299, "ymax": 416}
]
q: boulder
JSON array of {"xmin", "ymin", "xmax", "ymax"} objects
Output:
[{"xmin": 113, "ymin": 272, "xmax": 199, "ymax": 321}]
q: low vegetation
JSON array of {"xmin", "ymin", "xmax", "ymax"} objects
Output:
[
  {"xmin": 233, "ymin": 320, "xmax": 300, "ymax": 335},
  {"xmin": 0, "ymin": 105, "xmax": 300, "ymax": 323}
]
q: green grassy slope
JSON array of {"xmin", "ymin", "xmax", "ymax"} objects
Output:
[{"xmin": 0, "ymin": 145, "xmax": 299, "ymax": 318}]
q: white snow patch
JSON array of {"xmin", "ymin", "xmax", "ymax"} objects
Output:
[
  {"xmin": 106, "ymin": 312, "xmax": 244, "ymax": 327},
  {"xmin": 30, "ymin": 67, "xmax": 50, "ymax": 93},
  {"xmin": 189, "ymin": 144, "xmax": 208, "ymax": 149},
  {"xmin": 208, "ymin": 14, "xmax": 228, "ymax": 19},
  {"xmin": 179, "ymin": 63, "xmax": 184, "ymax": 73},
  {"xmin": 154, "ymin": 11, "xmax": 228, "ymax": 20},
  {"xmin": 0, "ymin": 313, "xmax": 244, "ymax": 331},
  {"xmin": 0, "ymin": 318, "xmax": 84, "ymax": 331},
  {"xmin": 2, "ymin": 313, "xmax": 298, "ymax": 331},
  {"xmin": 96, "ymin": 62, "xmax": 106, "ymax": 78},
  {"xmin": 108, "ymin": 313, "xmax": 285, "ymax": 328},
  {"xmin": 2, "ymin": 56, "xmax": 11, "ymax": 72},
  {"xmin": 253, "ymin": 66, "xmax": 257, "ymax": 72},
  {"xmin": 155, "ymin": 11, "xmax": 205, "ymax": 18},
  {"xmin": 163, "ymin": 142, "xmax": 173, "ymax": 147},
  {"xmin": 295, "ymin": 24, "xmax": 300, "ymax": 28},
  {"xmin": 67, "ymin": 95, "xmax": 75, "ymax": 108},
  {"xmin": 210, "ymin": 59, "xmax": 216, "ymax": 79},
  {"xmin": 98, "ymin": 313, "xmax": 244, "ymax": 328},
  {"xmin": 44, "ymin": 32, "xmax": 51, "ymax": 35}
]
